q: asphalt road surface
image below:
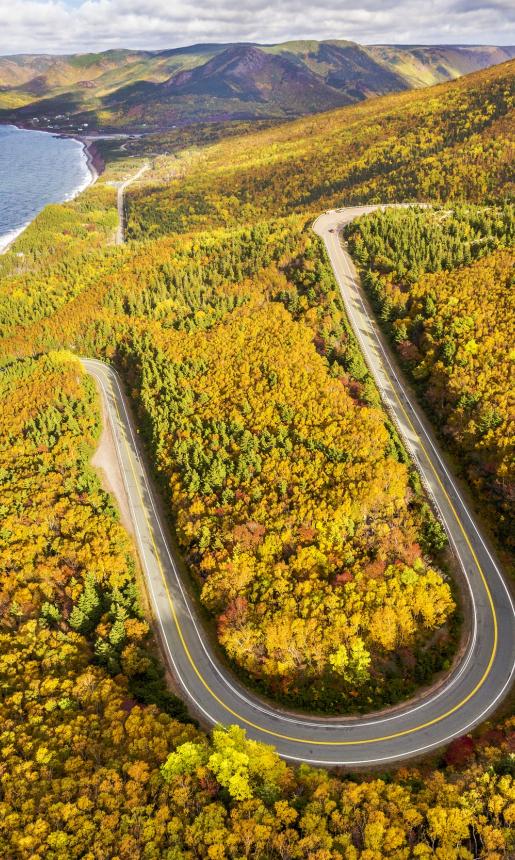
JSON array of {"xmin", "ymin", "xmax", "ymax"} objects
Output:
[{"xmin": 81, "ymin": 205, "xmax": 514, "ymax": 765}]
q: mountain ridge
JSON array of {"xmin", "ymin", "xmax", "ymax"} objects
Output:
[{"xmin": 0, "ymin": 40, "xmax": 513, "ymax": 131}]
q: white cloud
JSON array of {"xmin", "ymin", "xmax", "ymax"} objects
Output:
[{"xmin": 0, "ymin": 0, "xmax": 513, "ymax": 55}]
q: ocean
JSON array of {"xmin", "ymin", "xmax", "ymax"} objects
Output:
[{"xmin": 0, "ymin": 124, "xmax": 93, "ymax": 252}]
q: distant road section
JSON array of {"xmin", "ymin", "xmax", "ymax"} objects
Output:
[
  {"xmin": 82, "ymin": 206, "xmax": 514, "ymax": 765},
  {"xmin": 115, "ymin": 163, "xmax": 149, "ymax": 245}
]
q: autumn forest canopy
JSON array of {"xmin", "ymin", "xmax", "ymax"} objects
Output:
[
  {"xmin": 0, "ymin": 60, "xmax": 514, "ymax": 858},
  {"xmin": 345, "ymin": 205, "xmax": 514, "ymax": 557}
]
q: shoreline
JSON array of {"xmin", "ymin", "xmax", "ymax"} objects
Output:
[
  {"xmin": 10, "ymin": 121, "xmax": 107, "ymax": 180},
  {"xmin": 79, "ymin": 137, "xmax": 105, "ymax": 183},
  {"xmin": 0, "ymin": 124, "xmax": 103, "ymax": 255},
  {"xmin": 81, "ymin": 139, "xmax": 98, "ymax": 184},
  {"xmin": 4, "ymin": 122, "xmax": 106, "ymax": 183}
]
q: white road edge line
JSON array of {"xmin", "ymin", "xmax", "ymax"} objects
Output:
[{"xmin": 79, "ymin": 202, "xmax": 515, "ymax": 764}]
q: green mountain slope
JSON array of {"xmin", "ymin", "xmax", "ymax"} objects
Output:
[
  {"xmin": 369, "ymin": 44, "xmax": 515, "ymax": 86},
  {"xmin": 124, "ymin": 59, "xmax": 515, "ymax": 239}
]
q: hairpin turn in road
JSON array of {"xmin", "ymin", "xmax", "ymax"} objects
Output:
[{"xmin": 82, "ymin": 205, "xmax": 515, "ymax": 765}]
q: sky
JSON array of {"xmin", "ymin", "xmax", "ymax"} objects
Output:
[{"xmin": 1, "ymin": 0, "xmax": 514, "ymax": 55}]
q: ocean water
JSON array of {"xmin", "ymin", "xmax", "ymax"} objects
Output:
[{"xmin": 0, "ymin": 124, "xmax": 93, "ymax": 252}]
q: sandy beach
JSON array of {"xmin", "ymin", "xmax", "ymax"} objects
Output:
[{"xmin": 77, "ymin": 136, "xmax": 105, "ymax": 183}]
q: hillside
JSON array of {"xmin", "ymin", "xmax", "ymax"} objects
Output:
[
  {"xmin": 1, "ymin": 60, "xmax": 513, "ymax": 701},
  {"xmin": 369, "ymin": 44, "xmax": 515, "ymax": 86},
  {"xmin": 125, "ymin": 59, "xmax": 515, "ymax": 238},
  {"xmin": 0, "ymin": 54, "xmax": 514, "ymax": 860},
  {"xmin": 0, "ymin": 40, "xmax": 513, "ymax": 130}
]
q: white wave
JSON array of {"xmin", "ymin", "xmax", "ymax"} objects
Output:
[
  {"xmin": 0, "ymin": 135, "xmax": 95, "ymax": 255},
  {"xmin": 0, "ymin": 222, "xmax": 31, "ymax": 254},
  {"xmin": 63, "ymin": 141, "xmax": 96, "ymax": 201}
]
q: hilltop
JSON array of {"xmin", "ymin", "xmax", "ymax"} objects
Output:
[{"xmin": 0, "ymin": 40, "xmax": 513, "ymax": 130}]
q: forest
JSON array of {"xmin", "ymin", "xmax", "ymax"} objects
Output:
[
  {"xmin": 0, "ymin": 208, "xmax": 457, "ymax": 709},
  {"xmin": 344, "ymin": 205, "xmax": 514, "ymax": 563},
  {"xmin": 1, "ymin": 64, "xmax": 512, "ymax": 705},
  {"xmin": 0, "ymin": 59, "xmax": 514, "ymax": 856},
  {"xmin": 1, "ymin": 353, "xmax": 513, "ymax": 860}
]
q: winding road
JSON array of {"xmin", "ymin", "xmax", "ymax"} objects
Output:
[{"xmin": 82, "ymin": 205, "xmax": 514, "ymax": 765}]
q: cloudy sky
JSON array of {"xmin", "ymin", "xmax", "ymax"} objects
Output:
[{"xmin": 2, "ymin": 0, "xmax": 514, "ymax": 55}]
